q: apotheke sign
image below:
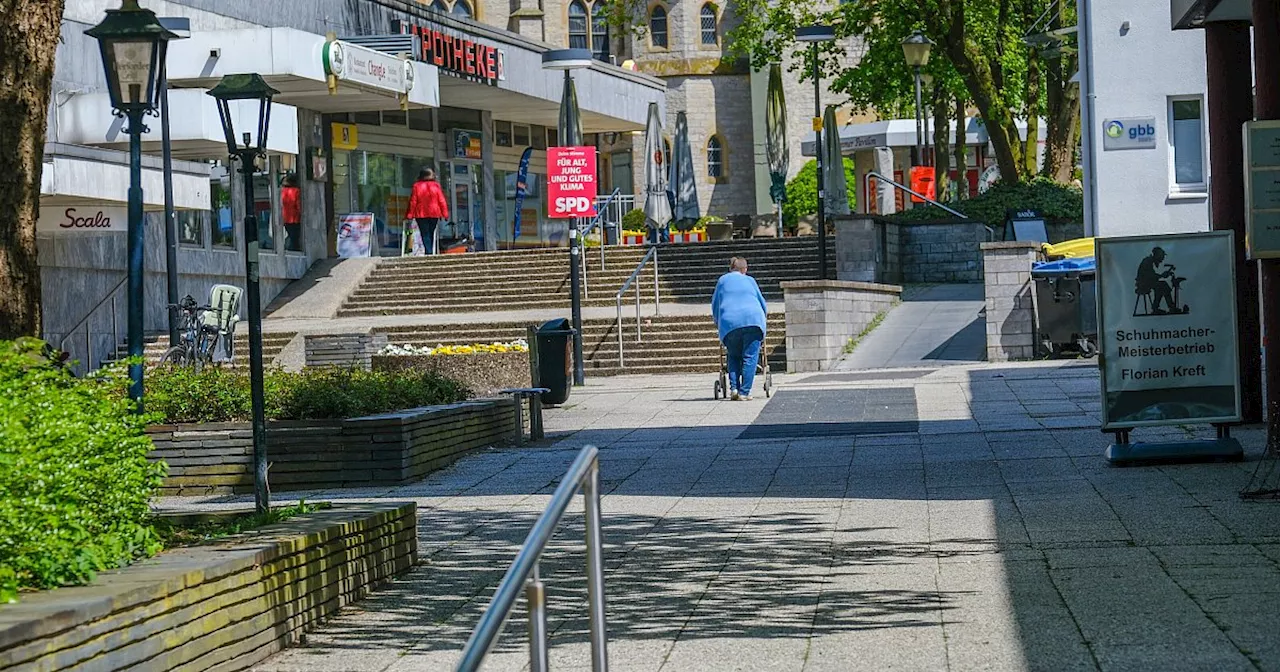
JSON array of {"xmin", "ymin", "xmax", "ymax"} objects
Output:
[
  {"xmin": 38, "ymin": 206, "xmax": 127, "ymax": 233},
  {"xmin": 392, "ymin": 18, "xmax": 505, "ymax": 86}
]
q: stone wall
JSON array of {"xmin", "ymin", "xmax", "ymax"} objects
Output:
[
  {"xmin": 981, "ymin": 242, "xmax": 1041, "ymax": 362},
  {"xmin": 0, "ymin": 503, "xmax": 416, "ymax": 672},
  {"xmin": 781, "ymin": 280, "xmax": 902, "ymax": 373},
  {"xmin": 899, "ymin": 220, "xmax": 989, "ymax": 283},
  {"xmin": 148, "ymin": 399, "xmax": 519, "ymax": 495},
  {"xmin": 304, "ymin": 332, "xmax": 389, "ymax": 369},
  {"xmin": 833, "ymin": 216, "xmax": 900, "ymax": 284}
]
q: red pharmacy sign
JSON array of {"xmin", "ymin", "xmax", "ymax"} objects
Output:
[{"xmin": 547, "ymin": 146, "xmax": 598, "ymax": 219}]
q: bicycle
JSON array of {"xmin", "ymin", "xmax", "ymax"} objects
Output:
[{"xmin": 159, "ymin": 295, "xmax": 222, "ymax": 370}]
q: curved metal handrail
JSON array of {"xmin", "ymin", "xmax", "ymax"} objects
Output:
[
  {"xmin": 614, "ymin": 246, "xmax": 659, "ymax": 369},
  {"xmin": 863, "ymin": 171, "xmax": 997, "ymax": 241},
  {"xmin": 455, "ymin": 445, "xmax": 608, "ymax": 672}
]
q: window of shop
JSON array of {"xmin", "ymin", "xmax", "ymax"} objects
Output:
[
  {"xmin": 408, "ymin": 108, "xmax": 434, "ymax": 132},
  {"xmin": 1169, "ymin": 97, "xmax": 1206, "ymax": 194},
  {"xmin": 700, "ymin": 4, "xmax": 719, "ymax": 46},
  {"xmin": 353, "ymin": 111, "xmax": 381, "ymax": 126},
  {"xmin": 533, "ymin": 126, "xmax": 548, "ymax": 150},
  {"xmin": 707, "ymin": 135, "xmax": 724, "ymax": 180},
  {"xmin": 334, "ymin": 149, "xmax": 436, "ymax": 256},
  {"xmin": 546, "ymin": 128, "xmax": 558, "ymax": 148},
  {"xmin": 514, "ymin": 124, "xmax": 531, "ymax": 146},
  {"xmin": 649, "ymin": 6, "xmax": 668, "ymax": 49},
  {"xmin": 569, "ymin": 1, "xmax": 589, "ymax": 50},
  {"xmin": 211, "ymin": 170, "xmax": 235, "ymax": 248},
  {"xmin": 178, "ymin": 210, "xmax": 204, "ymax": 247},
  {"xmin": 382, "ymin": 109, "xmax": 408, "ymax": 127},
  {"xmin": 496, "ymin": 121, "xmax": 513, "ymax": 147}
]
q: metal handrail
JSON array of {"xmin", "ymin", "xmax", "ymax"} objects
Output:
[
  {"xmin": 863, "ymin": 171, "xmax": 996, "ymax": 241},
  {"xmin": 455, "ymin": 445, "xmax": 608, "ymax": 672},
  {"xmin": 581, "ymin": 188, "xmax": 624, "ymax": 300},
  {"xmin": 614, "ymin": 245, "xmax": 660, "ymax": 369},
  {"xmin": 55, "ymin": 275, "xmax": 127, "ymax": 375}
]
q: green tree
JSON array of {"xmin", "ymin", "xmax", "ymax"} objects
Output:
[{"xmin": 782, "ymin": 158, "xmax": 857, "ymax": 229}]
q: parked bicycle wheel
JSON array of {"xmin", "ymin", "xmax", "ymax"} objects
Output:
[{"xmin": 158, "ymin": 345, "xmax": 188, "ymax": 368}]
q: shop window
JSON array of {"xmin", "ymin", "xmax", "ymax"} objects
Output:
[
  {"xmin": 547, "ymin": 128, "xmax": 559, "ymax": 147},
  {"xmin": 382, "ymin": 109, "xmax": 407, "ymax": 127},
  {"xmin": 211, "ymin": 174, "xmax": 235, "ymax": 248},
  {"xmin": 649, "ymin": 5, "xmax": 668, "ymax": 49},
  {"xmin": 533, "ymin": 125, "xmax": 548, "ymax": 150},
  {"xmin": 408, "ymin": 108, "xmax": 433, "ymax": 132},
  {"xmin": 353, "ymin": 111, "xmax": 381, "ymax": 126},
  {"xmin": 178, "ymin": 210, "xmax": 204, "ymax": 247},
  {"xmin": 452, "ymin": 0, "xmax": 473, "ymax": 17},
  {"xmin": 707, "ymin": 135, "xmax": 724, "ymax": 180},
  {"xmin": 514, "ymin": 124, "xmax": 531, "ymax": 146},
  {"xmin": 496, "ymin": 120, "xmax": 512, "ymax": 147},
  {"xmin": 568, "ymin": 1, "xmax": 589, "ymax": 50},
  {"xmin": 591, "ymin": 4, "xmax": 610, "ymax": 62},
  {"xmin": 700, "ymin": 4, "xmax": 719, "ymax": 46},
  {"xmin": 1170, "ymin": 97, "xmax": 1205, "ymax": 193}
]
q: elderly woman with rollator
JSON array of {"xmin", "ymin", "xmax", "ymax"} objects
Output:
[{"xmin": 712, "ymin": 257, "xmax": 767, "ymax": 401}]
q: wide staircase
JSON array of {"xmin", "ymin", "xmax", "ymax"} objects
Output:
[
  {"xmin": 378, "ymin": 313, "xmax": 788, "ymax": 376},
  {"xmin": 112, "ymin": 331, "xmax": 297, "ymax": 368},
  {"xmin": 338, "ymin": 237, "xmax": 835, "ymax": 318}
]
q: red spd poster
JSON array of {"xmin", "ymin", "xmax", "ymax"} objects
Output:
[{"xmin": 547, "ymin": 146, "xmax": 598, "ymax": 218}]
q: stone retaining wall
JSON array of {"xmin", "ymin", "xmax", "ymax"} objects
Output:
[
  {"xmin": 781, "ymin": 280, "xmax": 903, "ymax": 372},
  {"xmin": 0, "ymin": 503, "xmax": 417, "ymax": 672},
  {"xmin": 304, "ymin": 332, "xmax": 388, "ymax": 369},
  {"xmin": 834, "ymin": 216, "xmax": 987, "ymax": 284},
  {"xmin": 982, "ymin": 241, "xmax": 1041, "ymax": 362},
  {"xmin": 148, "ymin": 399, "xmax": 519, "ymax": 495}
]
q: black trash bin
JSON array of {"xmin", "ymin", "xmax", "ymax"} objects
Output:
[
  {"xmin": 536, "ymin": 318, "xmax": 576, "ymax": 406},
  {"xmin": 1031, "ymin": 257, "xmax": 1097, "ymax": 357}
]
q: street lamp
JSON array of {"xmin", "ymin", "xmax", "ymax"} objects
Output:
[
  {"xmin": 85, "ymin": 0, "xmax": 176, "ymax": 405},
  {"xmin": 208, "ymin": 73, "xmax": 279, "ymax": 515},
  {"xmin": 901, "ymin": 30, "xmax": 934, "ymax": 169},
  {"xmin": 796, "ymin": 25, "xmax": 836, "ymax": 281},
  {"xmin": 158, "ymin": 17, "xmax": 190, "ymax": 348},
  {"xmin": 543, "ymin": 48, "xmax": 591, "ymax": 386}
]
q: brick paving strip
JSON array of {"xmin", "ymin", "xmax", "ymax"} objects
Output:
[{"xmin": 156, "ymin": 361, "xmax": 1280, "ymax": 672}]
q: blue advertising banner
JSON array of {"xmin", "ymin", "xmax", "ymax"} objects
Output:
[{"xmin": 513, "ymin": 146, "xmax": 533, "ymax": 238}]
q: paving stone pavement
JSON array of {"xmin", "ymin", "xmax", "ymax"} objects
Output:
[{"xmin": 157, "ymin": 361, "xmax": 1280, "ymax": 672}]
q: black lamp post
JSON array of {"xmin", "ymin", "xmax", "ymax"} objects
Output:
[
  {"xmin": 86, "ymin": 0, "xmax": 176, "ymax": 405},
  {"xmin": 543, "ymin": 48, "xmax": 592, "ymax": 386},
  {"xmin": 208, "ymin": 73, "xmax": 278, "ymax": 514},
  {"xmin": 796, "ymin": 25, "xmax": 836, "ymax": 280},
  {"xmin": 901, "ymin": 30, "xmax": 934, "ymax": 169},
  {"xmin": 158, "ymin": 17, "xmax": 190, "ymax": 348}
]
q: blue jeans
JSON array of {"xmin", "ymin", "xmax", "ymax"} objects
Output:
[{"xmin": 724, "ymin": 326, "xmax": 764, "ymax": 396}]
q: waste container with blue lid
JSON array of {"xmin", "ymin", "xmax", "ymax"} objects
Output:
[{"xmin": 1030, "ymin": 256, "xmax": 1097, "ymax": 356}]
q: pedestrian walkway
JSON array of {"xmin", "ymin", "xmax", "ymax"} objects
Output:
[
  {"xmin": 838, "ymin": 284, "xmax": 986, "ymax": 370},
  {"xmin": 159, "ymin": 362, "xmax": 1280, "ymax": 672}
]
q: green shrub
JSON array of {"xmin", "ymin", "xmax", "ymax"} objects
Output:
[
  {"xmin": 887, "ymin": 177, "xmax": 1083, "ymax": 231},
  {"xmin": 622, "ymin": 208, "xmax": 648, "ymax": 231},
  {"xmin": 782, "ymin": 158, "xmax": 858, "ymax": 229},
  {"xmin": 0, "ymin": 339, "xmax": 165, "ymax": 601},
  {"xmin": 146, "ymin": 365, "xmax": 472, "ymax": 424}
]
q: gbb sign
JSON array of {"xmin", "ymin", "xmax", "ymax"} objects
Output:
[
  {"xmin": 547, "ymin": 146, "xmax": 598, "ymax": 218},
  {"xmin": 37, "ymin": 206, "xmax": 128, "ymax": 234},
  {"xmin": 1102, "ymin": 117, "xmax": 1158, "ymax": 151}
]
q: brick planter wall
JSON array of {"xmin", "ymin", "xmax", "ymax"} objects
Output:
[
  {"xmin": 0, "ymin": 503, "xmax": 416, "ymax": 672},
  {"xmin": 982, "ymin": 241, "xmax": 1041, "ymax": 362},
  {"xmin": 371, "ymin": 351, "xmax": 530, "ymax": 396},
  {"xmin": 781, "ymin": 280, "xmax": 903, "ymax": 372},
  {"xmin": 148, "ymin": 398, "xmax": 518, "ymax": 495}
]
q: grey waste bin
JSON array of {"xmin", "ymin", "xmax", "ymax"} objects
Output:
[
  {"xmin": 536, "ymin": 318, "xmax": 575, "ymax": 406},
  {"xmin": 1031, "ymin": 257, "xmax": 1097, "ymax": 356}
]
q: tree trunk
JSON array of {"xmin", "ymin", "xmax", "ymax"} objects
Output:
[
  {"xmin": 1022, "ymin": 49, "xmax": 1041, "ymax": 177},
  {"xmin": 932, "ymin": 85, "xmax": 952, "ymax": 201},
  {"xmin": 1040, "ymin": 1, "xmax": 1081, "ymax": 182},
  {"xmin": 954, "ymin": 97, "xmax": 970, "ymax": 199},
  {"xmin": 0, "ymin": 0, "xmax": 63, "ymax": 340}
]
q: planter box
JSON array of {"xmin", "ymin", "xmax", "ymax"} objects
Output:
[
  {"xmin": 371, "ymin": 351, "xmax": 529, "ymax": 396},
  {"xmin": 148, "ymin": 398, "xmax": 519, "ymax": 495},
  {"xmin": 0, "ymin": 503, "xmax": 417, "ymax": 672}
]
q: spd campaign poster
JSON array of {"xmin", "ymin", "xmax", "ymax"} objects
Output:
[
  {"xmin": 547, "ymin": 146, "xmax": 597, "ymax": 218},
  {"xmin": 1096, "ymin": 231, "xmax": 1241, "ymax": 429},
  {"xmin": 337, "ymin": 213, "xmax": 374, "ymax": 258}
]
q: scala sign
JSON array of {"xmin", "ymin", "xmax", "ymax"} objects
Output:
[
  {"xmin": 1095, "ymin": 231, "xmax": 1241, "ymax": 429},
  {"xmin": 37, "ymin": 206, "xmax": 127, "ymax": 233},
  {"xmin": 547, "ymin": 146, "xmax": 598, "ymax": 218}
]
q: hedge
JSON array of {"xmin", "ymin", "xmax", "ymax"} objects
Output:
[
  {"xmin": 0, "ymin": 339, "xmax": 164, "ymax": 602},
  {"xmin": 783, "ymin": 158, "xmax": 858, "ymax": 229},
  {"xmin": 886, "ymin": 177, "xmax": 1083, "ymax": 231},
  {"xmin": 145, "ymin": 365, "xmax": 472, "ymax": 424}
]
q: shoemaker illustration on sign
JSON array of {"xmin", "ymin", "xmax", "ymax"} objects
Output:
[{"xmin": 1134, "ymin": 246, "xmax": 1190, "ymax": 316}]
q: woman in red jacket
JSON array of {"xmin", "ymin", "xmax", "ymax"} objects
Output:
[
  {"xmin": 281, "ymin": 173, "xmax": 302, "ymax": 251},
  {"xmin": 406, "ymin": 168, "xmax": 449, "ymax": 254}
]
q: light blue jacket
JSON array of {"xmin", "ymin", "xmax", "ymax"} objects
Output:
[{"xmin": 712, "ymin": 271, "xmax": 768, "ymax": 341}]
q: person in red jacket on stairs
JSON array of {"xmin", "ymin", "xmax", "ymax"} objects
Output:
[{"xmin": 406, "ymin": 168, "xmax": 450, "ymax": 255}]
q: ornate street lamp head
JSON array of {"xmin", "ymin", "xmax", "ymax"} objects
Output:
[
  {"xmin": 207, "ymin": 73, "xmax": 280, "ymax": 158},
  {"xmin": 85, "ymin": 0, "xmax": 175, "ymax": 115},
  {"xmin": 901, "ymin": 30, "xmax": 934, "ymax": 68}
]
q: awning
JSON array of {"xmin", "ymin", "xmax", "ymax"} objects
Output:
[
  {"xmin": 164, "ymin": 28, "xmax": 440, "ymax": 112},
  {"xmin": 1172, "ymin": 0, "xmax": 1251, "ymax": 30},
  {"xmin": 800, "ymin": 118, "xmax": 1045, "ymax": 157},
  {"xmin": 56, "ymin": 89, "xmax": 299, "ymax": 160},
  {"xmin": 40, "ymin": 143, "xmax": 210, "ymax": 211}
]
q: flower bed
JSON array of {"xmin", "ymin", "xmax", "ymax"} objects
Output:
[{"xmin": 374, "ymin": 341, "xmax": 530, "ymax": 395}]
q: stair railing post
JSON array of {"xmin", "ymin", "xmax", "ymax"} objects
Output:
[
  {"xmin": 526, "ymin": 562, "xmax": 549, "ymax": 672},
  {"xmin": 616, "ymin": 294, "xmax": 624, "ymax": 369},
  {"xmin": 653, "ymin": 246, "xmax": 660, "ymax": 315},
  {"xmin": 635, "ymin": 280, "xmax": 641, "ymax": 342},
  {"xmin": 583, "ymin": 458, "xmax": 609, "ymax": 672}
]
